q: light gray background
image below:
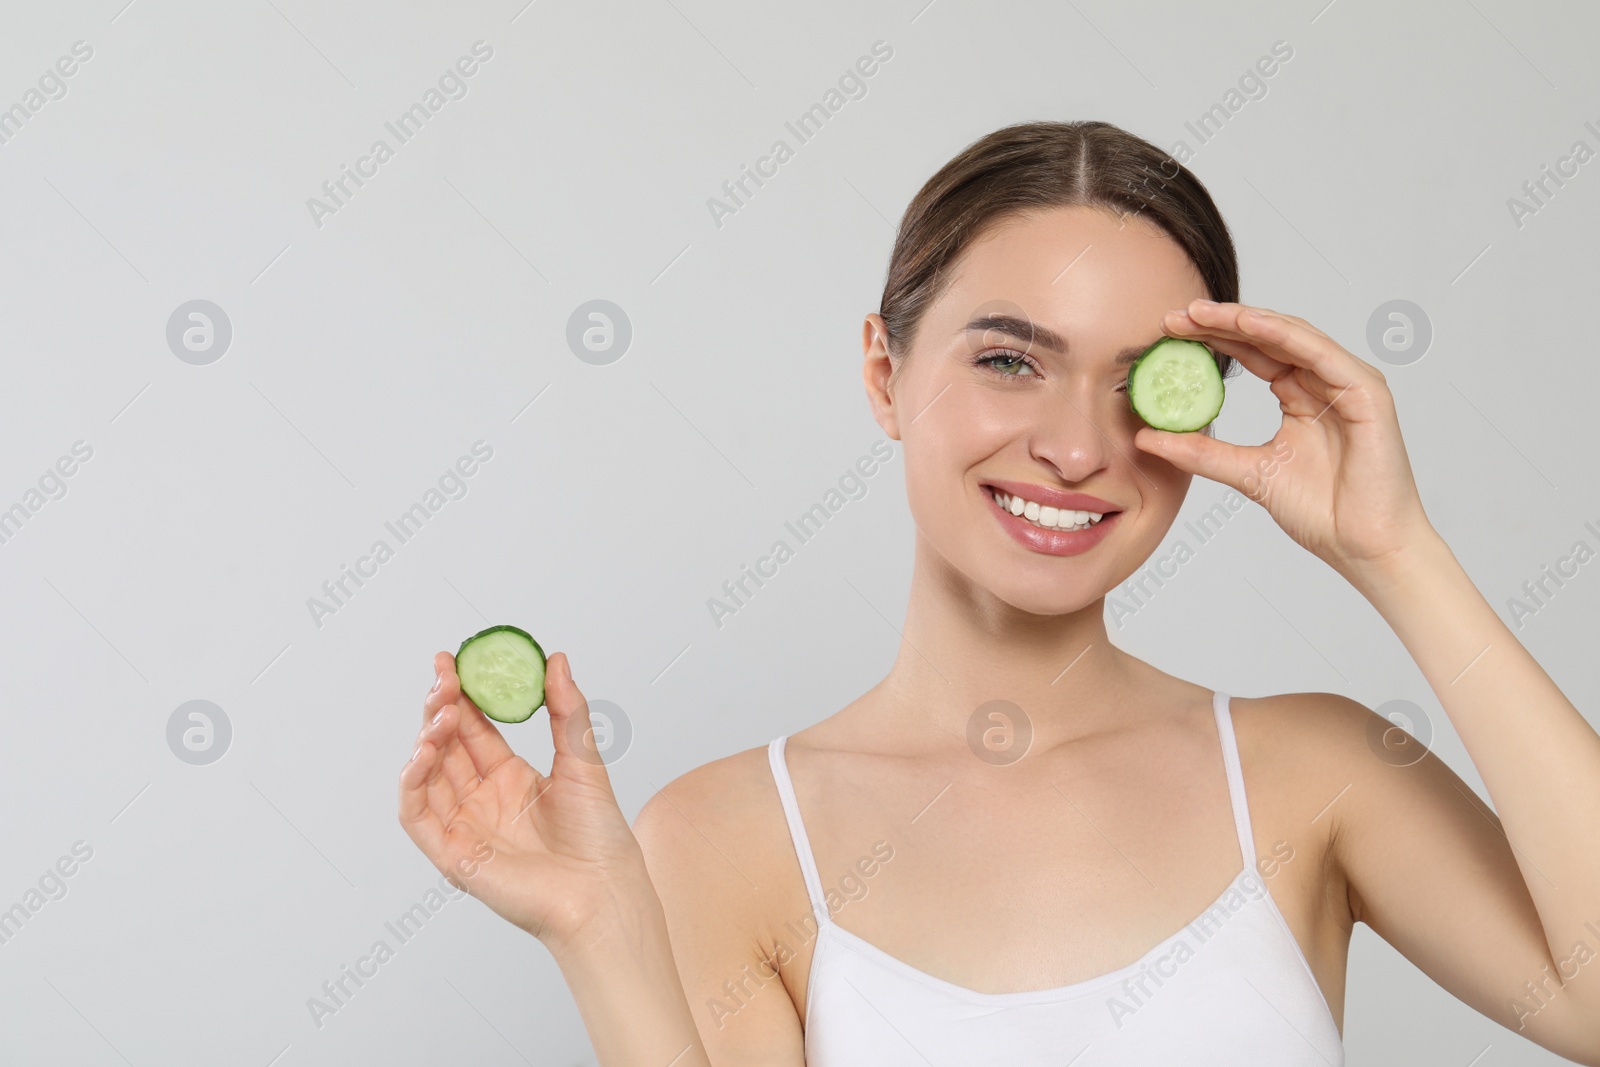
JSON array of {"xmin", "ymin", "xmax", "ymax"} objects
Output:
[{"xmin": 2, "ymin": 0, "xmax": 1597, "ymax": 1064}]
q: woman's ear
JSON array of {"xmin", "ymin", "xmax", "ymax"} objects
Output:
[{"xmin": 862, "ymin": 312, "xmax": 902, "ymax": 441}]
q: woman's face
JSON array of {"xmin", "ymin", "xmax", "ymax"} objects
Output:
[{"xmin": 863, "ymin": 203, "xmax": 1210, "ymax": 615}]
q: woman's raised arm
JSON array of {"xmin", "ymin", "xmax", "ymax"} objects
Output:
[{"xmin": 1142, "ymin": 299, "xmax": 1600, "ymax": 1061}]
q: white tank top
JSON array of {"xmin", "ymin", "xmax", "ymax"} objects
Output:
[{"xmin": 766, "ymin": 690, "xmax": 1344, "ymax": 1065}]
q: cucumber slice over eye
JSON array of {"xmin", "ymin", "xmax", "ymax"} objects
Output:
[
  {"xmin": 455, "ymin": 625, "xmax": 547, "ymax": 723},
  {"xmin": 1126, "ymin": 337, "xmax": 1226, "ymax": 432}
]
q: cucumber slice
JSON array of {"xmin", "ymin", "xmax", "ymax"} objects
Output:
[
  {"xmin": 455, "ymin": 625, "xmax": 547, "ymax": 723},
  {"xmin": 1126, "ymin": 337, "xmax": 1225, "ymax": 432}
]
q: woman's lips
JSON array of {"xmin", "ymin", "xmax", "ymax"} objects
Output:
[{"xmin": 984, "ymin": 485, "xmax": 1120, "ymax": 557}]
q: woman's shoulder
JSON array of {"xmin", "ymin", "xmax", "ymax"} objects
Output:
[
  {"xmin": 1231, "ymin": 689, "xmax": 1386, "ymax": 760},
  {"xmin": 1228, "ymin": 688, "xmax": 1395, "ymax": 826},
  {"xmin": 634, "ymin": 740, "xmax": 783, "ymax": 825},
  {"xmin": 630, "ymin": 741, "xmax": 798, "ymax": 885}
]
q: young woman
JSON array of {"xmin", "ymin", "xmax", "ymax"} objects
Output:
[{"xmin": 398, "ymin": 121, "xmax": 1600, "ymax": 1065}]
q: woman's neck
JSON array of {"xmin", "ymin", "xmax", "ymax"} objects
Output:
[{"xmin": 858, "ymin": 534, "xmax": 1146, "ymax": 755}]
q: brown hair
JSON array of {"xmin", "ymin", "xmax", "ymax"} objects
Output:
[{"xmin": 879, "ymin": 120, "xmax": 1240, "ymax": 386}]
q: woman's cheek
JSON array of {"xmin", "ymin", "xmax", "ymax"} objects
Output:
[{"xmin": 901, "ymin": 445, "xmax": 961, "ymax": 532}]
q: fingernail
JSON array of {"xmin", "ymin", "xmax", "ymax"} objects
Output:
[
  {"xmin": 410, "ymin": 745, "xmax": 422, "ymax": 762},
  {"xmin": 431, "ymin": 709, "xmax": 444, "ymax": 725},
  {"xmin": 430, "ymin": 675, "xmax": 441, "ymax": 693},
  {"xmin": 1193, "ymin": 298, "xmax": 1216, "ymax": 308}
]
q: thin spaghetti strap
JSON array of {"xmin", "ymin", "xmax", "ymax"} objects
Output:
[
  {"xmin": 1211, "ymin": 690, "xmax": 1258, "ymax": 871},
  {"xmin": 767, "ymin": 736, "xmax": 831, "ymax": 927}
]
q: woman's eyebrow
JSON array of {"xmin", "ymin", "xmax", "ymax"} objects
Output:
[{"xmin": 959, "ymin": 314, "xmax": 1156, "ymax": 366}]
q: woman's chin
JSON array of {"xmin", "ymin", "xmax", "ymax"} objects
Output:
[{"xmin": 979, "ymin": 575, "xmax": 1107, "ymax": 619}]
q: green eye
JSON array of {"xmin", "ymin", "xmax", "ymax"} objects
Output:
[{"xmin": 974, "ymin": 350, "xmax": 1037, "ymax": 376}]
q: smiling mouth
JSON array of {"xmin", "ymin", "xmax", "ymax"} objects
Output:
[{"xmin": 984, "ymin": 487, "xmax": 1119, "ymax": 532}]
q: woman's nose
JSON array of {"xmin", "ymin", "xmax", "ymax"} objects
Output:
[{"xmin": 1029, "ymin": 388, "xmax": 1114, "ymax": 481}]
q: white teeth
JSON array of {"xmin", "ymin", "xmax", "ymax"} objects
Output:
[{"xmin": 990, "ymin": 489, "xmax": 1107, "ymax": 531}]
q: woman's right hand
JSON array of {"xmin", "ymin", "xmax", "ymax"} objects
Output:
[{"xmin": 398, "ymin": 649, "xmax": 651, "ymax": 954}]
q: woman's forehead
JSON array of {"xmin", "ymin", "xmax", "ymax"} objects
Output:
[{"xmin": 929, "ymin": 219, "xmax": 1205, "ymax": 343}]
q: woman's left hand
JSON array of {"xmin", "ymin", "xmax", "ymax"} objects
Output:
[{"xmin": 1133, "ymin": 299, "xmax": 1437, "ymax": 581}]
